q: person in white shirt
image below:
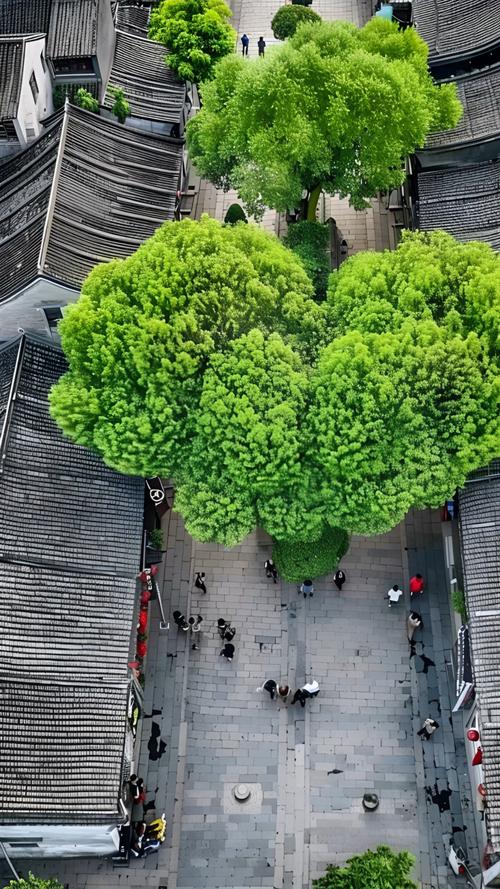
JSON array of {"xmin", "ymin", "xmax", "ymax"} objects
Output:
[{"xmin": 387, "ymin": 584, "xmax": 403, "ymax": 607}]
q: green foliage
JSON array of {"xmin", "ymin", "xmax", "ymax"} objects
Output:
[
  {"xmin": 224, "ymin": 203, "xmax": 247, "ymax": 224},
  {"xmin": 53, "ymin": 85, "xmax": 66, "ymax": 109},
  {"xmin": 75, "ymin": 88, "xmax": 99, "ymax": 113},
  {"xmin": 452, "ymin": 589, "xmax": 468, "ymax": 623},
  {"xmin": 50, "ymin": 215, "xmax": 322, "ymax": 486},
  {"xmin": 52, "ymin": 224, "xmax": 500, "ymax": 544},
  {"xmin": 273, "ymin": 526, "xmax": 349, "ymax": 582},
  {"xmin": 2, "ymin": 875, "xmax": 64, "ymax": 889},
  {"xmin": 284, "ymin": 221, "xmax": 330, "ymax": 300},
  {"xmin": 108, "ymin": 85, "xmax": 130, "ymax": 123},
  {"xmin": 149, "ymin": 0, "xmax": 236, "ymax": 84},
  {"xmin": 187, "ymin": 18, "xmax": 462, "ymax": 218},
  {"xmin": 313, "ymin": 845, "xmax": 418, "ymax": 889},
  {"xmin": 271, "ymin": 5, "xmax": 321, "ymax": 40},
  {"xmin": 149, "ymin": 528, "xmax": 164, "ymax": 549}
]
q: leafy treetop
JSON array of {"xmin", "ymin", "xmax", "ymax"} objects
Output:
[
  {"xmin": 313, "ymin": 845, "xmax": 418, "ymax": 889},
  {"xmin": 187, "ymin": 17, "xmax": 462, "ymax": 219},
  {"xmin": 149, "ymin": 0, "xmax": 236, "ymax": 84},
  {"xmin": 2, "ymin": 875, "xmax": 64, "ymax": 889},
  {"xmin": 51, "ymin": 224, "xmax": 500, "ymax": 544},
  {"xmin": 271, "ymin": 5, "xmax": 321, "ymax": 40},
  {"xmin": 50, "ymin": 216, "xmax": 323, "ymax": 483}
]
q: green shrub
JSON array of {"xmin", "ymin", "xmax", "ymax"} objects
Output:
[
  {"xmin": 2, "ymin": 875, "xmax": 64, "ymax": 889},
  {"xmin": 284, "ymin": 220, "xmax": 330, "ymax": 300},
  {"xmin": 75, "ymin": 88, "xmax": 99, "ymax": 113},
  {"xmin": 273, "ymin": 526, "xmax": 349, "ymax": 582},
  {"xmin": 108, "ymin": 85, "xmax": 130, "ymax": 124},
  {"xmin": 224, "ymin": 203, "xmax": 248, "ymax": 224},
  {"xmin": 272, "ymin": 5, "xmax": 320, "ymax": 39},
  {"xmin": 452, "ymin": 588, "xmax": 468, "ymax": 623},
  {"xmin": 149, "ymin": 528, "xmax": 164, "ymax": 549}
]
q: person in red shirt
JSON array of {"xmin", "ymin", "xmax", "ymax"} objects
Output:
[{"xmin": 410, "ymin": 574, "xmax": 425, "ymax": 597}]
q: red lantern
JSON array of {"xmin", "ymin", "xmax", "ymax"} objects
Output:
[
  {"xmin": 151, "ymin": 565, "xmax": 159, "ymax": 576},
  {"xmin": 138, "ymin": 570, "xmax": 149, "ymax": 583},
  {"xmin": 478, "ymin": 783, "xmax": 487, "ymax": 797},
  {"xmin": 140, "ymin": 590, "xmax": 151, "ymax": 605},
  {"xmin": 467, "ymin": 729, "xmax": 480, "ymax": 742},
  {"xmin": 138, "ymin": 611, "xmax": 148, "ymax": 632},
  {"xmin": 136, "ymin": 640, "xmax": 147, "ymax": 658},
  {"xmin": 472, "ymin": 747, "xmax": 483, "ymax": 766}
]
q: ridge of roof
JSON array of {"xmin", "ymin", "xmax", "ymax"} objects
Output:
[{"xmin": 37, "ymin": 100, "xmax": 70, "ymax": 276}]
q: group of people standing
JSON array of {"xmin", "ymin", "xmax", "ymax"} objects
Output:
[
  {"xmin": 241, "ymin": 33, "xmax": 266, "ymax": 56},
  {"xmin": 258, "ymin": 679, "xmax": 320, "ymax": 708}
]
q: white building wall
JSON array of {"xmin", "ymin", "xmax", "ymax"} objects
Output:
[
  {"xmin": 0, "ymin": 823, "xmax": 120, "ymax": 858},
  {"xmin": 0, "ymin": 278, "xmax": 80, "ymax": 339},
  {"xmin": 16, "ymin": 35, "xmax": 53, "ymax": 146}
]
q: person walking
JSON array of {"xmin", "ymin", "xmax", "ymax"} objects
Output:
[
  {"xmin": 194, "ymin": 572, "xmax": 207, "ymax": 594},
  {"xmin": 241, "ymin": 33, "xmax": 249, "ymax": 56},
  {"xmin": 265, "ymin": 558, "xmax": 278, "ymax": 583},
  {"xmin": 292, "ymin": 688, "xmax": 308, "ymax": 707},
  {"xmin": 300, "ymin": 578, "xmax": 314, "ymax": 598},
  {"xmin": 220, "ymin": 642, "xmax": 235, "ymax": 662},
  {"xmin": 333, "ymin": 569, "xmax": 346, "ymax": 591},
  {"xmin": 173, "ymin": 610, "xmax": 189, "ymax": 631},
  {"xmin": 417, "ymin": 717, "xmax": 439, "ymax": 740},
  {"xmin": 302, "ymin": 680, "xmax": 320, "ymax": 698},
  {"xmin": 257, "ymin": 679, "xmax": 277, "ymax": 700},
  {"xmin": 217, "ymin": 617, "xmax": 235, "ymax": 640},
  {"xmin": 410, "ymin": 573, "xmax": 425, "ymax": 598},
  {"xmin": 278, "ymin": 684, "xmax": 291, "ymax": 701},
  {"xmin": 258, "ymin": 36, "xmax": 266, "ymax": 57},
  {"xmin": 386, "ymin": 584, "xmax": 403, "ymax": 607},
  {"xmin": 407, "ymin": 610, "xmax": 423, "ymax": 641}
]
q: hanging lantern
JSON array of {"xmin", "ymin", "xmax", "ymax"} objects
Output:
[
  {"xmin": 467, "ymin": 729, "xmax": 480, "ymax": 742},
  {"xmin": 472, "ymin": 747, "xmax": 483, "ymax": 766},
  {"xmin": 140, "ymin": 590, "xmax": 151, "ymax": 605},
  {"xmin": 478, "ymin": 783, "xmax": 487, "ymax": 797},
  {"xmin": 138, "ymin": 570, "xmax": 149, "ymax": 583},
  {"xmin": 136, "ymin": 640, "xmax": 147, "ymax": 658},
  {"xmin": 151, "ymin": 565, "xmax": 159, "ymax": 576}
]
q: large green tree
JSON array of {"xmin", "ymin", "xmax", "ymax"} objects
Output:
[
  {"xmin": 187, "ymin": 17, "xmax": 462, "ymax": 219},
  {"xmin": 51, "ymin": 224, "xmax": 500, "ymax": 547},
  {"xmin": 149, "ymin": 0, "xmax": 236, "ymax": 84},
  {"xmin": 313, "ymin": 845, "xmax": 418, "ymax": 889},
  {"xmin": 271, "ymin": 5, "xmax": 321, "ymax": 41},
  {"xmin": 50, "ymin": 216, "xmax": 323, "ymax": 481}
]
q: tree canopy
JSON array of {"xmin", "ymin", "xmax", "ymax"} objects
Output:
[
  {"xmin": 187, "ymin": 17, "xmax": 462, "ymax": 219},
  {"xmin": 52, "ymin": 224, "xmax": 500, "ymax": 545},
  {"xmin": 2, "ymin": 875, "xmax": 64, "ymax": 889},
  {"xmin": 50, "ymin": 216, "xmax": 323, "ymax": 485},
  {"xmin": 271, "ymin": 5, "xmax": 321, "ymax": 40},
  {"xmin": 313, "ymin": 845, "xmax": 418, "ymax": 889},
  {"xmin": 149, "ymin": 0, "xmax": 236, "ymax": 84}
]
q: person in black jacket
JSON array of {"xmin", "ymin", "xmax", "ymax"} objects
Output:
[{"xmin": 258, "ymin": 36, "xmax": 266, "ymax": 56}]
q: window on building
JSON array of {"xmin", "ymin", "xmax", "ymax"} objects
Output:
[
  {"xmin": 29, "ymin": 71, "xmax": 39, "ymax": 102},
  {"xmin": 40, "ymin": 51, "xmax": 46, "ymax": 71},
  {"xmin": 0, "ymin": 120, "xmax": 17, "ymax": 141},
  {"xmin": 42, "ymin": 306, "xmax": 63, "ymax": 332},
  {"xmin": 52, "ymin": 57, "xmax": 94, "ymax": 74}
]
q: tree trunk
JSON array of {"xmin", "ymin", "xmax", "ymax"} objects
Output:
[{"xmin": 306, "ymin": 184, "xmax": 321, "ymax": 222}]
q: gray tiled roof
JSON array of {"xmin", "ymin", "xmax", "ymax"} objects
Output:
[
  {"xmin": 0, "ymin": 115, "xmax": 62, "ymax": 300},
  {"xmin": 413, "ymin": 0, "xmax": 500, "ymax": 63},
  {"xmin": 459, "ymin": 476, "xmax": 500, "ymax": 849},
  {"xmin": 417, "ymin": 161, "xmax": 500, "ymax": 250},
  {"xmin": 0, "ymin": 335, "xmax": 144, "ymax": 823},
  {"xmin": 0, "ymin": 0, "xmax": 52, "ymax": 34},
  {"xmin": 115, "ymin": 2, "xmax": 149, "ymax": 36},
  {"xmin": 46, "ymin": 0, "xmax": 98, "ymax": 58},
  {"xmin": 0, "ymin": 103, "xmax": 183, "ymax": 299},
  {"xmin": 0, "ymin": 38, "xmax": 24, "ymax": 121},
  {"xmin": 104, "ymin": 29, "xmax": 186, "ymax": 124},
  {"xmin": 426, "ymin": 66, "xmax": 500, "ymax": 149}
]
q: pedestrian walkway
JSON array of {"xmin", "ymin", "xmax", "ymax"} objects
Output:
[{"xmin": 405, "ymin": 509, "xmax": 481, "ymax": 888}]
